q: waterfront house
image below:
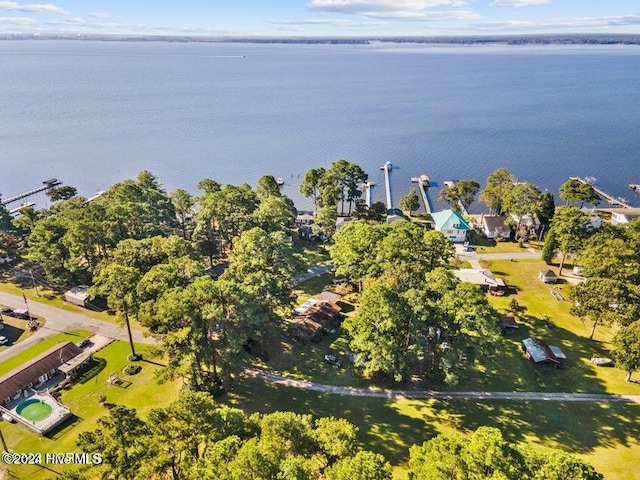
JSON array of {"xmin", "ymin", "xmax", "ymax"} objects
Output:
[
  {"xmin": 480, "ymin": 215, "xmax": 511, "ymax": 240},
  {"xmin": 608, "ymin": 208, "xmax": 640, "ymax": 225},
  {"xmin": 580, "ymin": 208, "xmax": 603, "ymax": 230},
  {"xmin": 522, "ymin": 337, "xmax": 566, "ymax": 369},
  {"xmin": 431, "ymin": 209, "xmax": 471, "ymax": 243},
  {"xmin": 539, "ymin": 269, "xmax": 558, "ymax": 284}
]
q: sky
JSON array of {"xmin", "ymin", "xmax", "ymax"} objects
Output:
[{"xmin": 0, "ymin": 1, "xmax": 639, "ymax": 37}]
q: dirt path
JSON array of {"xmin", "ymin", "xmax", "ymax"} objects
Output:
[{"xmin": 244, "ymin": 369, "xmax": 640, "ymax": 403}]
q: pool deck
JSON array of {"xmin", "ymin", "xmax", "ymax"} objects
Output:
[{"xmin": 1, "ymin": 391, "xmax": 71, "ymax": 435}]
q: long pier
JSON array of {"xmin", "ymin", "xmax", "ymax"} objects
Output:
[
  {"xmin": 380, "ymin": 161, "xmax": 393, "ymax": 210},
  {"xmin": 363, "ymin": 182, "xmax": 375, "ymax": 207},
  {"xmin": 570, "ymin": 177, "xmax": 631, "ymax": 208},
  {"xmin": 1, "ymin": 179, "xmax": 62, "ymax": 206},
  {"xmin": 411, "ymin": 174, "xmax": 433, "ymax": 214}
]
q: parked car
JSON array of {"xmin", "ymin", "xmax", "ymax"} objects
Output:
[
  {"xmin": 0, "ymin": 336, "xmax": 8, "ymax": 345},
  {"xmin": 324, "ymin": 354, "xmax": 343, "ymax": 368},
  {"xmin": 76, "ymin": 338, "xmax": 91, "ymax": 348},
  {"xmin": 0, "ymin": 307, "xmax": 13, "ymax": 315}
]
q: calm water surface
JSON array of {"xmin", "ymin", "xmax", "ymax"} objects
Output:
[{"xmin": 1, "ymin": 41, "xmax": 639, "ymax": 209}]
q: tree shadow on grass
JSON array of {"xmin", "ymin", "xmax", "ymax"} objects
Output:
[
  {"xmin": 425, "ymin": 398, "xmax": 640, "ymax": 455},
  {"xmin": 45, "ymin": 414, "xmax": 82, "ymax": 440},
  {"xmin": 223, "ymin": 376, "xmax": 437, "ymax": 465}
]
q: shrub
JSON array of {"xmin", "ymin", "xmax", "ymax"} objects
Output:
[{"xmin": 123, "ymin": 364, "xmax": 142, "ymax": 376}]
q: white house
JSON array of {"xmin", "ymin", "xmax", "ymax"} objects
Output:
[
  {"xmin": 431, "ymin": 209, "xmax": 471, "ymax": 243},
  {"xmin": 580, "ymin": 208, "xmax": 603, "ymax": 230},
  {"xmin": 453, "ymin": 269, "xmax": 506, "ymax": 292},
  {"xmin": 609, "ymin": 208, "xmax": 640, "ymax": 225},
  {"xmin": 481, "ymin": 215, "xmax": 511, "ymax": 240}
]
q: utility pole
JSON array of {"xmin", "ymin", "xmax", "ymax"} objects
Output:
[{"xmin": 0, "ymin": 427, "xmax": 8, "ymax": 452}]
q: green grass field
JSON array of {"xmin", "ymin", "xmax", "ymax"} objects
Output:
[
  {"xmin": 224, "ymin": 377, "xmax": 640, "ymax": 480},
  {"xmin": 3, "ymin": 340, "xmax": 181, "ymax": 480}
]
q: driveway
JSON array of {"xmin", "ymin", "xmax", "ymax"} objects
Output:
[
  {"xmin": 0, "ymin": 291, "xmax": 153, "ymax": 364},
  {"xmin": 245, "ymin": 369, "xmax": 640, "ymax": 404}
]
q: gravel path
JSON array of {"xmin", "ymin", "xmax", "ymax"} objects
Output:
[{"xmin": 245, "ymin": 369, "xmax": 640, "ymax": 404}]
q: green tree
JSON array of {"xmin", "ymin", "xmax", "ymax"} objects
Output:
[
  {"xmin": 543, "ymin": 206, "xmax": 590, "ymax": 276},
  {"xmin": 91, "ymin": 263, "xmax": 142, "ymax": 358},
  {"xmin": 502, "ymin": 182, "xmax": 541, "ymax": 230},
  {"xmin": 170, "ymin": 188, "xmax": 195, "ymax": 240},
  {"xmin": 299, "ymin": 168, "xmax": 326, "ymax": 213},
  {"xmin": 570, "ymin": 278, "xmax": 640, "ymax": 339},
  {"xmin": 76, "ymin": 405, "xmax": 148, "ymax": 479},
  {"xmin": 222, "ymin": 227, "xmax": 304, "ymax": 313},
  {"xmin": 577, "ymin": 221, "xmax": 640, "ymax": 285},
  {"xmin": 400, "ymin": 188, "xmax": 420, "ymax": 216},
  {"xmin": 438, "ymin": 180, "xmax": 480, "ymax": 212},
  {"xmin": 537, "ymin": 191, "xmax": 556, "ymax": 231},
  {"xmin": 344, "ymin": 280, "xmax": 415, "ymax": 381},
  {"xmin": 257, "ymin": 175, "xmax": 283, "ymax": 199},
  {"xmin": 559, "ymin": 179, "xmax": 600, "ymax": 207},
  {"xmin": 326, "ymin": 451, "xmax": 392, "ymax": 480},
  {"xmin": 479, "ymin": 168, "xmax": 515, "ymax": 214},
  {"xmin": 612, "ymin": 321, "xmax": 640, "ymax": 382},
  {"xmin": 408, "ymin": 427, "xmax": 601, "ymax": 480},
  {"xmin": 46, "ymin": 185, "xmax": 78, "ymax": 202},
  {"xmin": 254, "ymin": 196, "xmax": 296, "ymax": 232}
]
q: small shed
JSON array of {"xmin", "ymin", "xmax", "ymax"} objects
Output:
[
  {"xmin": 521, "ymin": 337, "xmax": 565, "ymax": 369},
  {"xmin": 204, "ymin": 262, "xmax": 229, "ymax": 280},
  {"xmin": 498, "ymin": 314, "xmax": 519, "ymax": 334},
  {"xmin": 64, "ymin": 286, "xmax": 90, "ymax": 307},
  {"xmin": 317, "ymin": 291, "xmax": 342, "ymax": 303},
  {"xmin": 539, "ymin": 269, "xmax": 558, "ymax": 284}
]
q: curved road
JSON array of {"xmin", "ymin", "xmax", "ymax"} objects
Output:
[
  {"xmin": 0, "ymin": 291, "xmax": 153, "ymax": 363},
  {"xmin": 244, "ymin": 369, "xmax": 640, "ymax": 404}
]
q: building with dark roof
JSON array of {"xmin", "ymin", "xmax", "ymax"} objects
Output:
[{"xmin": 521, "ymin": 337, "xmax": 566, "ymax": 369}]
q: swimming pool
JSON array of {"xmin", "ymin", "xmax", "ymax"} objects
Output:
[{"xmin": 16, "ymin": 398, "xmax": 53, "ymax": 422}]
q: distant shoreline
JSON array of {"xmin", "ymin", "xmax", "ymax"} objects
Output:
[{"xmin": 2, "ymin": 33, "xmax": 640, "ymax": 46}]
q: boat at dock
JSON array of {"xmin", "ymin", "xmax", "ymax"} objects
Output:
[{"xmin": 630, "ymin": 184, "xmax": 640, "ymax": 193}]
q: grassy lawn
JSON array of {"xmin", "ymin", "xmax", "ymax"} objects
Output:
[
  {"xmin": 224, "ymin": 377, "xmax": 640, "ymax": 480},
  {"xmin": 0, "ymin": 330, "xmax": 90, "ymax": 376},
  {"xmin": 3, "ymin": 340, "xmax": 181, "ymax": 480},
  {"xmin": 0, "ymin": 314, "xmax": 46, "ymax": 352},
  {"xmin": 293, "ymin": 239, "xmax": 331, "ymax": 268},
  {"xmin": 466, "ymin": 259, "xmax": 640, "ymax": 395}
]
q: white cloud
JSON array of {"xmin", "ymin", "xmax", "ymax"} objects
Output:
[
  {"xmin": 307, "ymin": 0, "xmax": 477, "ymax": 22},
  {"xmin": 269, "ymin": 17, "xmax": 387, "ymax": 27},
  {"xmin": 309, "ymin": 0, "xmax": 467, "ymax": 12},
  {"xmin": 65, "ymin": 17, "xmax": 84, "ymax": 24},
  {"xmin": 470, "ymin": 13, "xmax": 640, "ymax": 31},
  {"xmin": 0, "ymin": 1, "xmax": 68, "ymax": 14},
  {"xmin": 490, "ymin": 0, "xmax": 550, "ymax": 7},
  {"xmin": 0, "ymin": 15, "xmax": 35, "ymax": 24},
  {"xmin": 88, "ymin": 12, "xmax": 110, "ymax": 19}
]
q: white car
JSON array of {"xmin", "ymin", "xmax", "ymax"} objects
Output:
[{"xmin": 0, "ymin": 336, "xmax": 8, "ymax": 345}]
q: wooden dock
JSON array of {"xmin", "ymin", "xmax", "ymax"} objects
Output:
[
  {"xmin": 380, "ymin": 161, "xmax": 393, "ymax": 210},
  {"xmin": 363, "ymin": 182, "xmax": 375, "ymax": 207},
  {"xmin": 411, "ymin": 174, "xmax": 433, "ymax": 214},
  {"xmin": 1, "ymin": 179, "xmax": 62, "ymax": 206},
  {"xmin": 570, "ymin": 177, "xmax": 631, "ymax": 208}
]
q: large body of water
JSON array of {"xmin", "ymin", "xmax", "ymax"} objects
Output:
[{"xmin": 1, "ymin": 40, "xmax": 639, "ymax": 211}]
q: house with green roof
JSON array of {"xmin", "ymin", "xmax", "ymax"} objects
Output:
[{"xmin": 431, "ymin": 209, "xmax": 471, "ymax": 243}]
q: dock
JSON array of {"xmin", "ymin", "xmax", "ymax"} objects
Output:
[
  {"xmin": 411, "ymin": 174, "xmax": 433, "ymax": 214},
  {"xmin": 1, "ymin": 179, "xmax": 62, "ymax": 206},
  {"xmin": 380, "ymin": 161, "xmax": 393, "ymax": 210},
  {"xmin": 363, "ymin": 182, "xmax": 375, "ymax": 207},
  {"xmin": 570, "ymin": 177, "xmax": 631, "ymax": 208}
]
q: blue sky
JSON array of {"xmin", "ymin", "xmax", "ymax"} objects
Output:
[{"xmin": 0, "ymin": 1, "xmax": 639, "ymax": 36}]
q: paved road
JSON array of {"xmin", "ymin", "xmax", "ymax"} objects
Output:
[
  {"xmin": 0, "ymin": 291, "xmax": 153, "ymax": 363},
  {"xmin": 245, "ymin": 369, "xmax": 640, "ymax": 404}
]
